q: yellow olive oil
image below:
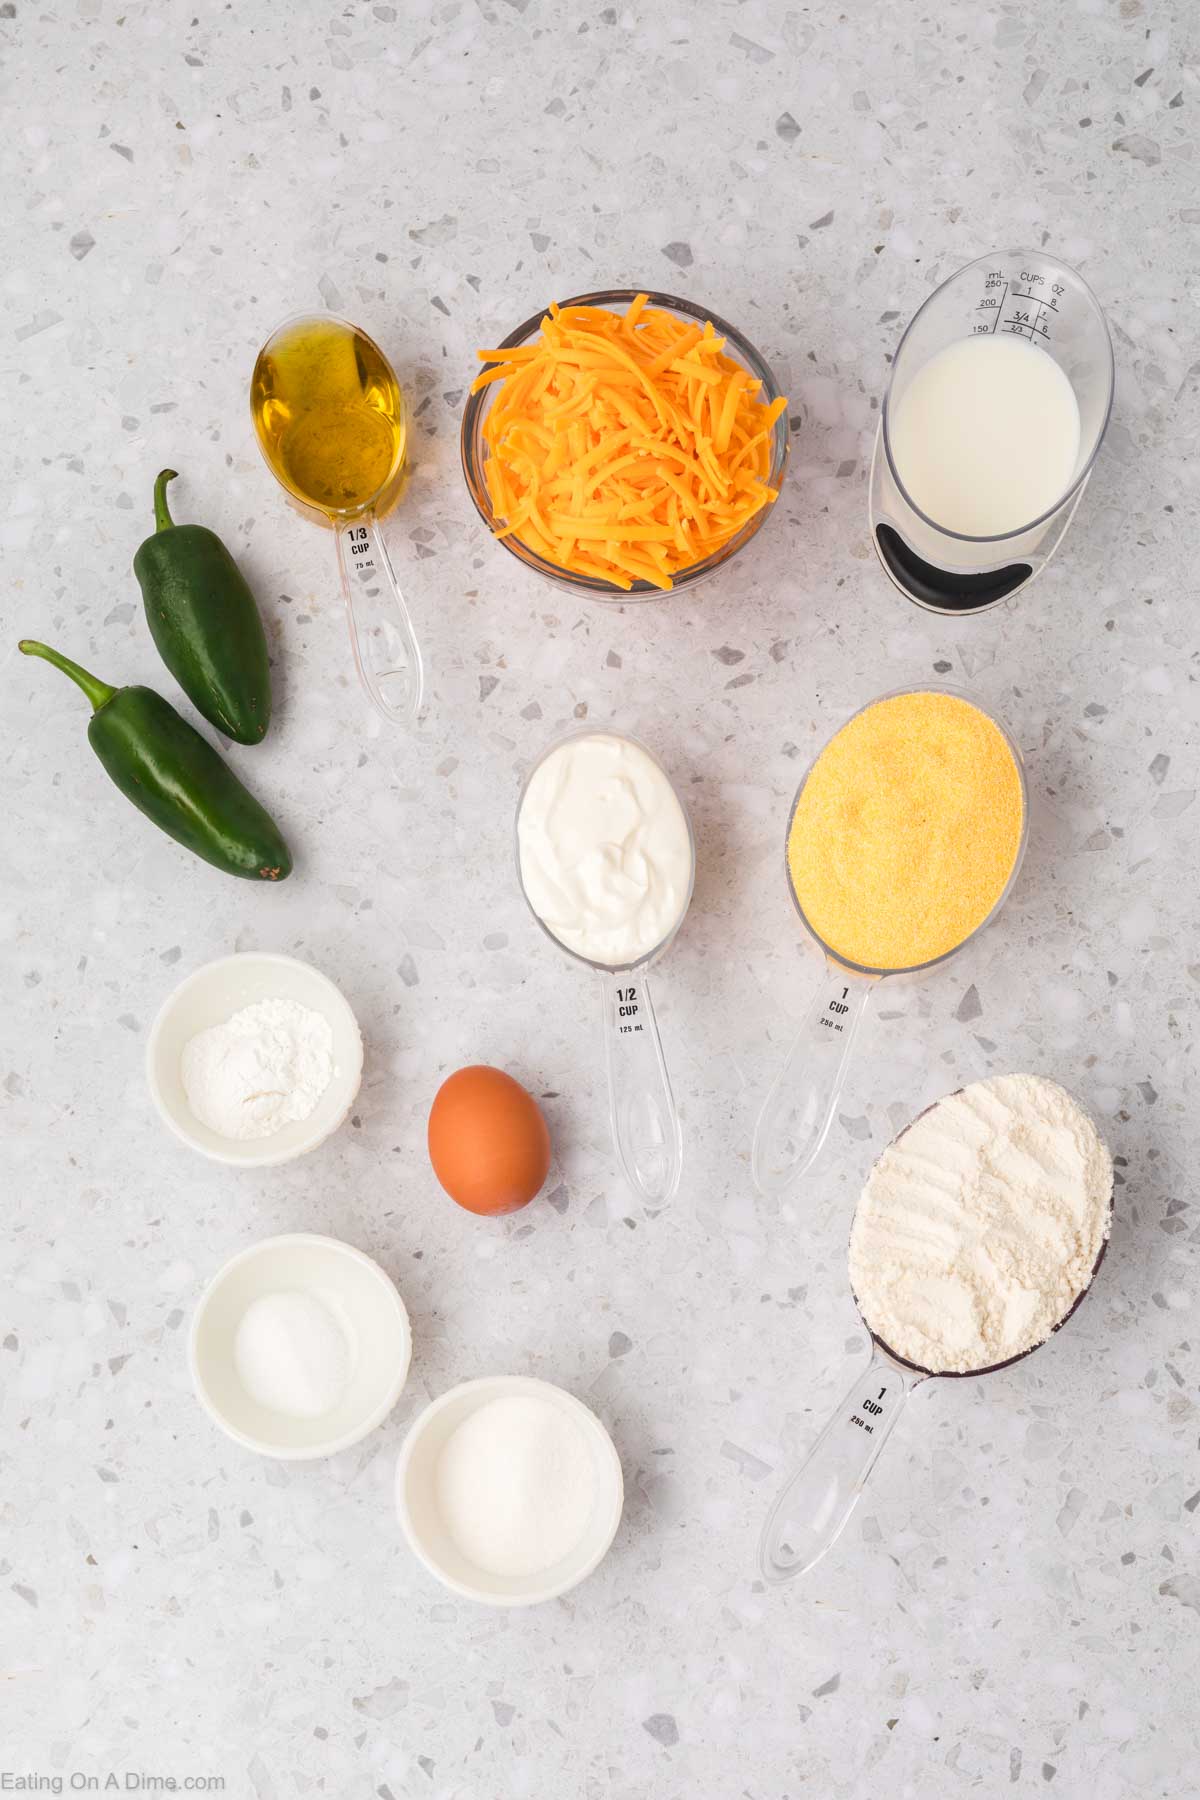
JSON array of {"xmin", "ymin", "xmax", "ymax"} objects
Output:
[{"xmin": 251, "ymin": 316, "xmax": 407, "ymax": 518}]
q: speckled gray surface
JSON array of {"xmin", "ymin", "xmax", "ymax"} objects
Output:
[{"xmin": 3, "ymin": 1, "xmax": 1199, "ymax": 1795}]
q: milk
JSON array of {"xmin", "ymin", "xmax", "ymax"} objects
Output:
[{"xmin": 888, "ymin": 334, "xmax": 1081, "ymax": 537}]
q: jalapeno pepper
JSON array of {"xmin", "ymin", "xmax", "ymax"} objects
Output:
[
  {"xmin": 19, "ymin": 639, "xmax": 291, "ymax": 881},
  {"xmin": 133, "ymin": 469, "xmax": 273, "ymax": 745}
]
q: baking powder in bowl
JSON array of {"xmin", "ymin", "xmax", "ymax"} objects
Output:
[
  {"xmin": 434, "ymin": 1395, "xmax": 596, "ymax": 1578},
  {"xmin": 181, "ymin": 997, "xmax": 333, "ymax": 1140},
  {"xmin": 848, "ymin": 1074, "xmax": 1112, "ymax": 1374}
]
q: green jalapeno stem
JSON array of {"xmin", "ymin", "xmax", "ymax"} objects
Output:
[
  {"xmin": 153, "ymin": 468, "xmax": 180, "ymax": 533},
  {"xmin": 18, "ymin": 639, "xmax": 116, "ymax": 713}
]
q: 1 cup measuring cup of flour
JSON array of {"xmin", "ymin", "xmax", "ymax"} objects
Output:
[
  {"xmin": 516, "ymin": 729, "xmax": 695, "ymax": 1208},
  {"xmin": 759, "ymin": 1076, "xmax": 1114, "ymax": 1584},
  {"xmin": 752, "ymin": 687, "xmax": 1029, "ymax": 1198},
  {"xmin": 869, "ymin": 250, "xmax": 1113, "ymax": 613}
]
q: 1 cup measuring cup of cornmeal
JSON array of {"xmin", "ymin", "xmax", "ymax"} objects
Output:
[
  {"xmin": 516, "ymin": 729, "xmax": 695, "ymax": 1207},
  {"xmin": 251, "ymin": 313, "xmax": 424, "ymax": 727},
  {"xmin": 752, "ymin": 688, "xmax": 1027, "ymax": 1197},
  {"xmin": 759, "ymin": 1074, "xmax": 1113, "ymax": 1584}
]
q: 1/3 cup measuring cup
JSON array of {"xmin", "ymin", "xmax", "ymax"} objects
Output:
[
  {"xmin": 869, "ymin": 250, "xmax": 1114, "ymax": 614},
  {"xmin": 752, "ymin": 687, "xmax": 1028, "ymax": 1197},
  {"xmin": 759, "ymin": 1089, "xmax": 1113, "ymax": 1584},
  {"xmin": 516, "ymin": 729, "xmax": 695, "ymax": 1208},
  {"xmin": 251, "ymin": 313, "xmax": 424, "ymax": 727}
]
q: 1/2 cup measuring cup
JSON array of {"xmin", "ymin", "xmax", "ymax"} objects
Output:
[
  {"xmin": 516, "ymin": 729, "xmax": 695, "ymax": 1208},
  {"xmin": 869, "ymin": 250, "xmax": 1114, "ymax": 614},
  {"xmin": 759, "ymin": 1092, "xmax": 1113, "ymax": 1584},
  {"xmin": 752, "ymin": 687, "xmax": 1028, "ymax": 1197},
  {"xmin": 251, "ymin": 313, "xmax": 424, "ymax": 727}
]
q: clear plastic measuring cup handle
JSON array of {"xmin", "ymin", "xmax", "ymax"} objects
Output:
[
  {"xmin": 752, "ymin": 964, "xmax": 877, "ymax": 1196},
  {"xmin": 600, "ymin": 967, "xmax": 682, "ymax": 1208},
  {"xmin": 336, "ymin": 515, "xmax": 425, "ymax": 727},
  {"xmin": 760, "ymin": 1339, "xmax": 925, "ymax": 1584}
]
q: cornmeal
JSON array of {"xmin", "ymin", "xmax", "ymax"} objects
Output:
[{"xmin": 787, "ymin": 691, "xmax": 1024, "ymax": 971}]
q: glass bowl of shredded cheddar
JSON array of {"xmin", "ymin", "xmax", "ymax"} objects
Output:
[{"xmin": 461, "ymin": 289, "xmax": 790, "ymax": 599}]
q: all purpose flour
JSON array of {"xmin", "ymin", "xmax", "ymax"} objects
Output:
[
  {"xmin": 181, "ymin": 997, "xmax": 334, "ymax": 1141},
  {"xmin": 848, "ymin": 1074, "xmax": 1113, "ymax": 1374}
]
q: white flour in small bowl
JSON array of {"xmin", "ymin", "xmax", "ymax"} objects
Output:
[
  {"xmin": 181, "ymin": 998, "xmax": 334, "ymax": 1141},
  {"xmin": 848, "ymin": 1073, "xmax": 1113, "ymax": 1374}
]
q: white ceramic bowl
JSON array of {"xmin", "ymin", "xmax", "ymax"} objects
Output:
[
  {"xmin": 146, "ymin": 951, "xmax": 363, "ymax": 1168},
  {"xmin": 396, "ymin": 1375, "xmax": 624, "ymax": 1606},
  {"xmin": 190, "ymin": 1233, "xmax": 412, "ymax": 1459}
]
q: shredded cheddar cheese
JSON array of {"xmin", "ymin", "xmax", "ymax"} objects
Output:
[{"xmin": 471, "ymin": 297, "xmax": 787, "ymax": 589}]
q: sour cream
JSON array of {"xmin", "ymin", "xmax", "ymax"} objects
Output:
[{"xmin": 517, "ymin": 732, "xmax": 692, "ymax": 969}]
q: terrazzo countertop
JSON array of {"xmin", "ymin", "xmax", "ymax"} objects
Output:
[{"xmin": 3, "ymin": 1, "xmax": 1199, "ymax": 1795}]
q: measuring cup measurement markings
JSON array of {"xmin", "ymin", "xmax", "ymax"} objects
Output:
[
  {"xmin": 870, "ymin": 250, "xmax": 1114, "ymax": 613},
  {"xmin": 516, "ymin": 729, "xmax": 694, "ymax": 1208},
  {"xmin": 251, "ymin": 313, "xmax": 425, "ymax": 728},
  {"xmin": 973, "ymin": 267, "xmax": 1066, "ymax": 342},
  {"xmin": 751, "ymin": 687, "xmax": 1028, "ymax": 1199}
]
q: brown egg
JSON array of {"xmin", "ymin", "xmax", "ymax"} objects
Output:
[{"xmin": 427, "ymin": 1065, "xmax": 552, "ymax": 1216}]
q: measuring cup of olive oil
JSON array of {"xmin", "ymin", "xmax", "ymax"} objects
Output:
[{"xmin": 251, "ymin": 314, "xmax": 424, "ymax": 727}]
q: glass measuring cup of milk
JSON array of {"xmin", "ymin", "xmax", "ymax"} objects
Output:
[
  {"xmin": 516, "ymin": 729, "xmax": 695, "ymax": 1208},
  {"xmin": 869, "ymin": 251, "xmax": 1113, "ymax": 614},
  {"xmin": 751, "ymin": 686, "xmax": 1029, "ymax": 1197}
]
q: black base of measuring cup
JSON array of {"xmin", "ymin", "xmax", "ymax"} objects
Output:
[{"xmin": 874, "ymin": 524, "xmax": 1032, "ymax": 615}]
